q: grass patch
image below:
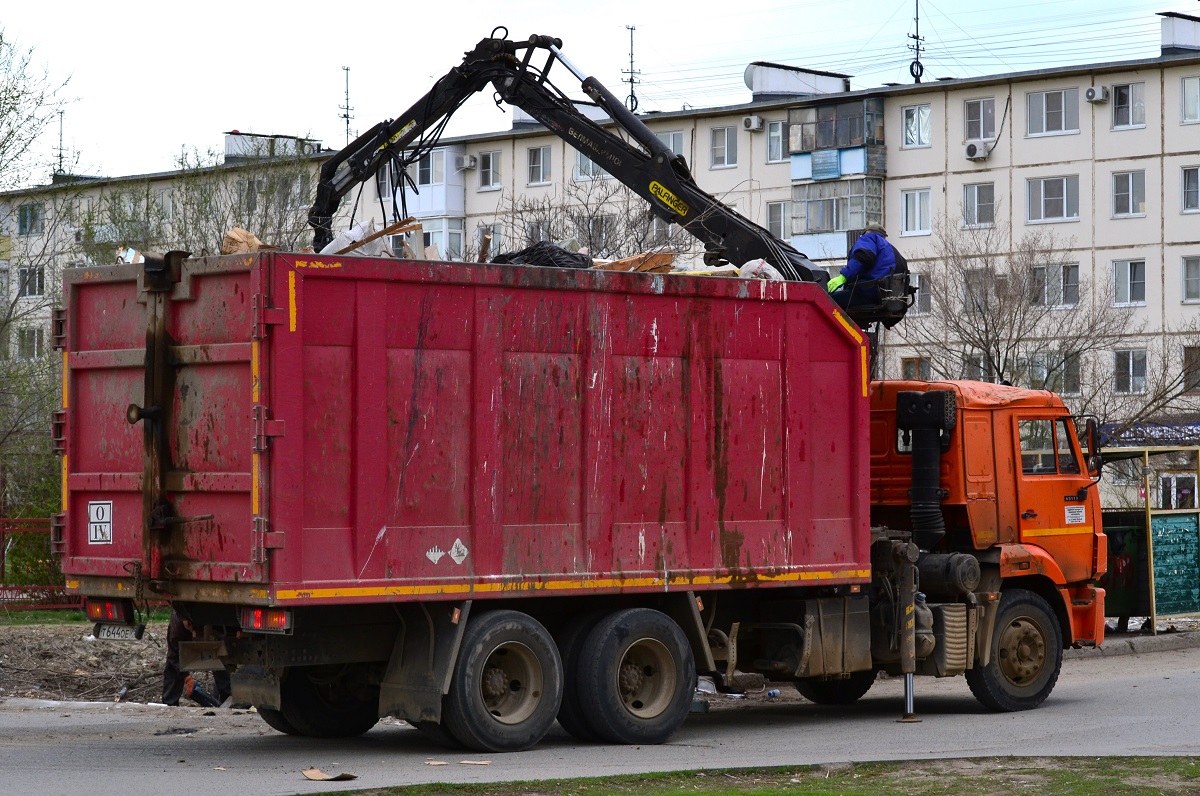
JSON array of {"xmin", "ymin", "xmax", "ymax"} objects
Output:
[
  {"xmin": 0, "ymin": 606, "xmax": 172, "ymax": 625},
  {"xmin": 329, "ymin": 757, "xmax": 1200, "ymax": 796}
]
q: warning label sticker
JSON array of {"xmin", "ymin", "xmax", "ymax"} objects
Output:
[
  {"xmin": 88, "ymin": 501, "xmax": 113, "ymax": 544},
  {"xmin": 1065, "ymin": 505, "xmax": 1086, "ymax": 525}
]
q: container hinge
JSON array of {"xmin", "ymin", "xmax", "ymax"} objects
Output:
[
  {"xmin": 51, "ymin": 307, "xmax": 68, "ymax": 350},
  {"xmin": 252, "ymin": 515, "xmax": 285, "ymax": 563},
  {"xmin": 252, "ymin": 405, "xmax": 286, "ymax": 453},
  {"xmin": 51, "ymin": 409, "xmax": 67, "ymax": 454},
  {"xmin": 51, "ymin": 513, "xmax": 67, "ymax": 554},
  {"xmin": 252, "ymin": 294, "xmax": 288, "ymax": 341}
]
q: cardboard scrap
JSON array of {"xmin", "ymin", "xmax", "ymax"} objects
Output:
[
  {"xmin": 301, "ymin": 768, "xmax": 358, "ymax": 781},
  {"xmin": 459, "ymin": 760, "xmax": 492, "ymax": 766},
  {"xmin": 425, "ymin": 760, "xmax": 449, "ymax": 767},
  {"xmin": 592, "ymin": 250, "xmax": 675, "ymax": 273},
  {"xmin": 221, "ymin": 228, "xmax": 264, "ymax": 255}
]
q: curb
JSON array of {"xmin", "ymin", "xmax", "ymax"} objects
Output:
[{"xmin": 1065, "ymin": 630, "xmax": 1200, "ymax": 660}]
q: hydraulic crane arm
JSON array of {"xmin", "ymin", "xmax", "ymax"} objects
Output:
[{"xmin": 309, "ymin": 31, "xmax": 817, "ymax": 281}]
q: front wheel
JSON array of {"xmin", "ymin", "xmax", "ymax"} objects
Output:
[{"xmin": 966, "ymin": 588, "xmax": 1063, "ymax": 712}]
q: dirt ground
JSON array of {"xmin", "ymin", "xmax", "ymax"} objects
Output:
[{"xmin": 0, "ymin": 621, "xmax": 177, "ymax": 704}]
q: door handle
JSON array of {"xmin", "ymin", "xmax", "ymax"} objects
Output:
[{"xmin": 1021, "ymin": 510, "xmax": 1038, "ymax": 519}]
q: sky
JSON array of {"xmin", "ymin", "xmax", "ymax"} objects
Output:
[{"xmin": 5, "ymin": 0, "xmax": 1199, "ymax": 182}]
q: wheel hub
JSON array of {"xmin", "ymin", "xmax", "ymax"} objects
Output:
[
  {"xmin": 618, "ymin": 638, "xmax": 676, "ymax": 718},
  {"xmin": 997, "ymin": 617, "xmax": 1046, "ymax": 685},
  {"xmin": 479, "ymin": 641, "xmax": 543, "ymax": 725}
]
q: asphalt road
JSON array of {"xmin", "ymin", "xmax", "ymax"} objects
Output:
[{"xmin": 3, "ymin": 639, "xmax": 1199, "ymax": 796}]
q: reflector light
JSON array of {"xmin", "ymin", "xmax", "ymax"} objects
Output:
[
  {"xmin": 240, "ymin": 606, "xmax": 292, "ymax": 633},
  {"xmin": 85, "ymin": 598, "xmax": 133, "ymax": 623}
]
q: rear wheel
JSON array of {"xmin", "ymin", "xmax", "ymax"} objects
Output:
[
  {"xmin": 279, "ymin": 664, "xmax": 380, "ymax": 738},
  {"xmin": 577, "ymin": 608, "xmax": 695, "ymax": 745},
  {"xmin": 442, "ymin": 610, "xmax": 562, "ymax": 752},
  {"xmin": 966, "ymin": 588, "xmax": 1063, "ymax": 712},
  {"xmin": 794, "ymin": 669, "xmax": 877, "ymax": 705},
  {"xmin": 554, "ymin": 611, "xmax": 607, "ymax": 742}
]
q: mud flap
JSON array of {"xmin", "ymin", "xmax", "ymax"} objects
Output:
[{"xmin": 378, "ymin": 600, "xmax": 472, "ymax": 723}]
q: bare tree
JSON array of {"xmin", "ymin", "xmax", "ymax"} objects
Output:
[
  {"xmin": 0, "ymin": 28, "xmax": 66, "ymax": 191},
  {"xmin": 890, "ymin": 213, "xmax": 1128, "ymax": 386}
]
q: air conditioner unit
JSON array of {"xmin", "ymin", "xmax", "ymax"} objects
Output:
[
  {"xmin": 964, "ymin": 142, "xmax": 989, "ymax": 161},
  {"xmin": 1085, "ymin": 85, "xmax": 1109, "ymax": 103},
  {"xmin": 742, "ymin": 115, "xmax": 764, "ymax": 132},
  {"xmin": 455, "ymin": 154, "xmax": 477, "ymax": 170}
]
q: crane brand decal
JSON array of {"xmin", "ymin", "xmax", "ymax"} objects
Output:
[
  {"xmin": 650, "ymin": 181, "xmax": 689, "ymax": 217},
  {"xmin": 88, "ymin": 501, "xmax": 113, "ymax": 544}
]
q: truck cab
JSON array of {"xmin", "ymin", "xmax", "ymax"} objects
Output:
[{"xmin": 870, "ymin": 380, "xmax": 1107, "ymax": 651}]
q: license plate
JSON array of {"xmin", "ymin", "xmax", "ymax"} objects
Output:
[{"xmin": 96, "ymin": 623, "xmax": 144, "ymax": 641}]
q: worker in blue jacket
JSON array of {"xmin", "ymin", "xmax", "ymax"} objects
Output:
[{"xmin": 826, "ymin": 224, "xmax": 903, "ymax": 311}]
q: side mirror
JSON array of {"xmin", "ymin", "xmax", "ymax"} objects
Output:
[{"xmin": 1085, "ymin": 418, "xmax": 1103, "ymax": 475}]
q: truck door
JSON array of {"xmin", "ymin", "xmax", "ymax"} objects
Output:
[{"xmin": 1013, "ymin": 416, "xmax": 1097, "ymax": 583}]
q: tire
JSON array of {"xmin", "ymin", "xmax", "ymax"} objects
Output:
[
  {"xmin": 554, "ymin": 611, "xmax": 607, "ymax": 742},
  {"xmin": 256, "ymin": 706, "xmax": 301, "ymax": 735},
  {"xmin": 442, "ymin": 610, "xmax": 563, "ymax": 752},
  {"xmin": 966, "ymin": 588, "xmax": 1063, "ymax": 712},
  {"xmin": 794, "ymin": 669, "xmax": 877, "ymax": 705},
  {"xmin": 576, "ymin": 608, "xmax": 695, "ymax": 745},
  {"xmin": 279, "ymin": 665, "xmax": 380, "ymax": 738}
]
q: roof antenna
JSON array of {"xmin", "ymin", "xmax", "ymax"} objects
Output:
[
  {"xmin": 339, "ymin": 66, "xmax": 354, "ymax": 145},
  {"xmin": 55, "ymin": 110, "xmax": 66, "ymax": 175},
  {"xmin": 622, "ymin": 25, "xmax": 640, "ymax": 112},
  {"xmin": 908, "ymin": 0, "xmax": 925, "ymax": 83}
]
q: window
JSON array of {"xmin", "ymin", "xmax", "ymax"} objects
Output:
[
  {"xmin": 963, "ymin": 351, "xmax": 988, "ymax": 381},
  {"xmin": 1183, "ymin": 166, "xmax": 1199, "ymax": 212},
  {"xmin": 963, "ymin": 183, "xmax": 995, "ymax": 227},
  {"xmin": 655, "ymin": 130, "xmax": 685, "ymax": 156},
  {"xmin": 965, "ymin": 98, "xmax": 996, "ymax": 140},
  {"xmin": 1018, "ymin": 418, "xmax": 1079, "ymax": 475},
  {"xmin": 1060, "ymin": 352, "xmax": 1082, "ymax": 395},
  {"xmin": 17, "ymin": 203, "xmax": 44, "ymax": 236},
  {"xmin": 478, "ymin": 150, "xmax": 501, "ymax": 190},
  {"xmin": 417, "ymin": 151, "xmax": 445, "ymax": 186},
  {"xmin": 710, "ymin": 126, "xmax": 737, "ymax": 168},
  {"xmin": 1112, "ymin": 83, "xmax": 1146, "ymax": 128},
  {"xmin": 1026, "ymin": 88, "xmax": 1079, "ymax": 135},
  {"xmin": 576, "ymin": 150, "xmax": 608, "ymax": 180},
  {"xmin": 901, "ymin": 189, "xmax": 931, "ymax": 235},
  {"xmin": 17, "ymin": 327, "xmax": 44, "ymax": 360},
  {"xmin": 584, "ymin": 214, "xmax": 616, "ymax": 256},
  {"xmin": 526, "ymin": 220, "xmax": 550, "ymax": 244},
  {"xmin": 1026, "ymin": 176, "xmax": 1079, "ymax": 222},
  {"xmin": 649, "ymin": 216, "xmax": 673, "ymax": 246},
  {"xmin": 1113, "ymin": 260, "xmax": 1146, "ymax": 305},
  {"xmin": 789, "ymin": 98, "xmax": 885, "ymax": 152},
  {"xmin": 420, "ymin": 217, "xmax": 463, "ymax": 260},
  {"xmin": 963, "ymin": 269, "xmax": 991, "ymax": 311},
  {"xmin": 901, "ymin": 357, "xmax": 931, "ymax": 380},
  {"xmin": 17, "ymin": 266, "xmax": 44, "ymax": 298},
  {"xmin": 767, "ymin": 120, "xmax": 786, "ymax": 162},
  {"xmin": 910, "ymin": 273, "xmax": 932, "ymax": 315},
  {"xmin": 1112, "ymin": 170, "xmax": 1146, "ymax": 216},
  {"xmin": 376, "ymin": 162, "xmax": 397, "ymax": 198},
  {"xmin": 1184, "ymin": 76, "xmax": 1199, "ymax": 123},
  {"xmin": 527, "ymin": 146, "xmax": 551, "ymax": 185},
  {"xmin": 1185, "ymin": 347, "xmax": 1200, "ymax": 392},
  {"xmin": 1184, "ymin": 256, "xmax": 1200, "ymax": 302},
  {"xmin": 766, "ymin": 201, "xmax": 789, "ymax": 239},
  {"xmin": 1032, "ymin": 263, "xmax": 1080, "ymax": 307},
  {"xmin": 902, "ymin": 105, "xmax": 931, "ymax": 148},
  {"xmin": 791, "ymin": 178, "xmax": 882, "ymax": 234},
  {"xmin": 1114, "ymin": 349, "xmax": 1147, "ymax": 393},
  {"xmin": 1160, "ymin": 473, "xmax": 1197, "ymax": 510}
]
